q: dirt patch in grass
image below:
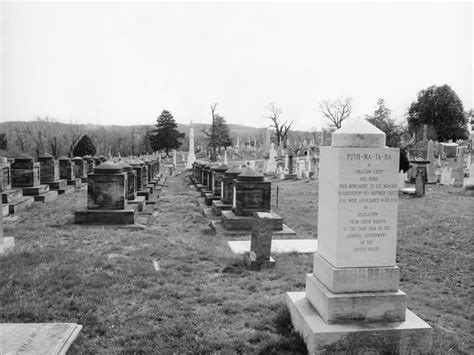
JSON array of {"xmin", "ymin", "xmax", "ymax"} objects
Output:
[{"xmin": 1, "ymin": 172, "xmax": 472, "ymax": 353}]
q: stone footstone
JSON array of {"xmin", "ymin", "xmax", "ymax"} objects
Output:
[
  {"xmin": 2, "ymin": 204, "xmax": 9, "ymax": 217},
  {"xmin": 0, "ymin": 323, "xmax": 82, "ymax": 355},
  {"xmin": 33, "ymin": 190, "xmax": 59, "ymax": 203},
  {"xmin": 75, "ymin": 205, "xmax": 138, "ymax": 225},
  {"xmin": 22, "ymin": 184, "xmax": 50, "ymax": 196},
  {"xmin": 9, "ymin": 196, "xmax": 34, "ymax": 214},
  {"xmin": 286, "ymin": 292, "xmax": 432, "ymax": 355}
]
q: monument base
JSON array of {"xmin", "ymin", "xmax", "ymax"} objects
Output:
[
  {"xmin": 221, "ymin": 210, "xmax": 283, "ymax": 231},
  {"xmin": 0, "ymin": 323, "xmax": 82, "ymax": 355},
  {"xmin": 243, "ymin": 251, "xmax": 275, "ymax": 270},
  {"xmin": 200, "ymin": 188, "xmax": 212, "ymax": 197},
  {"xmin": 33, "ymin": 190, "xmax": 59, "ymax": 203},
  {"xmin": 67, "ymin": 178, "xmax": 82, "ymax": 187},
  {"xmin": 57, "ymin": 185, "xmax": 75, "ymax": 195},
  {"xmin": 81, "ymin": 177, "xmax": 88, "ymax": 183},
  {"xmin": 75, "ymin": 205, "xmax": 138, "ymax": 225},
  {"xmin": 282, "ymin": 173, "xmax": 297, "ymax": 180},
  {"xmin": 286, "ymin": 292, "xmax": 432, "ymax": 355},
  {"xmin": 2, "ymin": 188, "xmax": 23, "ymax": 203},
  {"xmin": 8, "ymin": 196, "xmax": 34, "ymax": 214},
  {"xmin": 212, "ymin": 200, "xmax": 232, "ymax": 216},
  {"xmin": 0, "ymin": 237, "xmax": 15, "ymax": 254},
  {"xmin": 128, "ymin": 196, "xmax": 146, "ymax": 211},
  {"xmin": 22, "ymin": 184, "xmax": 50, "ymax": 196},
  {"xmin": 145, "ymin": 184, "xmax": 155, "ymax": 194},
  {"xmin": 45, "ymin": 179, "xmax": 68, "ymax": 190},
  {"xmin": 204, "ymin": 193, "xmax": 220, "ymax": 206},
  {"xmin": 137, "ymin": 190, "xmax": 150, "ymax": 200}
]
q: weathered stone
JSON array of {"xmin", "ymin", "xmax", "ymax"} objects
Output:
[
  {"xmin": 38, "ymin": 153, "xmax": 59, "ymax": 183},
  {"xmin": 87, "ymin": 162, "xmax": 127, "ymax": 210},
  {"xmin": 58, "ymin": 157, "xmax": 75, "ymax": 180},
  {"xmin": 11, "ymin": 155, "xmax": 40, "ymax": 188}
]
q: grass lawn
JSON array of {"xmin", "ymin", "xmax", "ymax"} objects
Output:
[{"xmin": 1, "ymin": 170, "xmax": 472, "ymax": 354}]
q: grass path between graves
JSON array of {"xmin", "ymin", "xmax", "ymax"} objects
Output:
[{"xmin": 1, "ymin": 171, "xmax": 472, "ymax": 354}]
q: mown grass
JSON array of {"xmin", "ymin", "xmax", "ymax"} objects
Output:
[{"xmin": 1, "ymin": 172, "xmax": 472, "ymax": 354}]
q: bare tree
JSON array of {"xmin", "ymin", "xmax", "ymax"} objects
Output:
[
  {"xmin": 264, "ymin": 103, "xmax": 292, "ymax": 148},
  {"xmin": 25, "ymin": 118, "xmax": 47, "ymax": 158},
  {"xmin": 202, "ymin": 103, "xmax": 219, "ymax": 161},
  {"xmin": 320, "ymin": 97, "xmax": 353, "ymax": 129}
]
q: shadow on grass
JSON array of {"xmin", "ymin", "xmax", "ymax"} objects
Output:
[{"xmin": 257, "ymin": 304, "xmax": 308, "ymax": 355}]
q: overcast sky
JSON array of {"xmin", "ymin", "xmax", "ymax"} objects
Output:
[{"xmin": 1, "ymin": 1, "xmax": 472, "ymax": 131}]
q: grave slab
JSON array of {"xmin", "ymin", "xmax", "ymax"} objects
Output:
[
  {"xmin": 33, "ymin": 190, "xmax": 59, "ymax": 203},
  {"xmin": 128, "ymin": 196, "xmax": 146, "ymax": 212},
  {"xmin": 0, "ymin": 323, "xmax": 82, "ymax": 355},
  {"xmin": 286, "ymin": 292, "xmax": 432, "ymax": 355},
  {"xmin": 57, "ymin": 185, "xmax": 75, "ymax": 195},
  {"xmin": 221, "ymin": 210, "xmax": 283, "ymax": 231}
]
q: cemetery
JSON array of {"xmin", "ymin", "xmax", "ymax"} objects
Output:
[
  {"xmin": 1, "ymin": 2, "xmax": 472, "ymax": 354},
  {"xmin": 1, "ymin": 115, "xmax": 473, "ymax": 354}
]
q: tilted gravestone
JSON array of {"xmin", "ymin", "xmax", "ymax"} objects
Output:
[{"xmin": 286, "ymin": 118, "xmax": 431, "ymax": 354}]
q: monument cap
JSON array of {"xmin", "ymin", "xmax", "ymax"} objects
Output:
[
  {"xmin": 331, "ymin": 118, "xmax": 386, "ymax": 148},
  {"xmin": 15, "ymin": 154, "xmax": 35, "ymax": 162},
  {"xmin": 116, "ymin": 161, "xmax": 133, "ymax": 171},
  {"xmin": 58, "ymin": 156, "xmax": 71, "ymax": 161},
  {"xmin": 71, "ymin": 156, "xmax": 84, "ymax": 161},
  {"xmin": 94, "ymin": 161, "xmax": 124, "ymax": 174},
  {"xmin": 211, "ymin": 164, "xmax": 229, "ymax": 172},
  {"xmin": 224, "ymin": 165, "xmax": 243, "ymax": 177},
  {"xmin": 38, "ymin": 153, "xmax": 54, "ymax": 160},
  {"xmin": 237, "ymin": 167, "xmax": 264, "ymax": 181}
]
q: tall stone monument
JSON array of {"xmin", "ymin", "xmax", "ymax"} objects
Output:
[
  {"xmin": 186, "ymin": 122, "xmax": 196, "ymax": 169},
  {"xmin": 286, "ymin": 118, "xmax": 431, "ymax": 353}
]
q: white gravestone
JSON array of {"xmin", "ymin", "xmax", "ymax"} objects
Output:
[
  {"xmin": 185, "ymin": 123, "xmax": 196, "ymax": 169},
  {"xmin": 318, "ymin": 119, "xmax": 399, "ymax": 268}
]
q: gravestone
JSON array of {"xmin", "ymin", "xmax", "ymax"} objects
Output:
[
  {"xmin": 0, "ymin": 202, "xmax": 15, "ymax": 254},
  {"xmin": 117, "ymin": 161, "xmax": 144, "ymax": 211},
  {"xmin": 205, "ymin": 164, "xmax": 229, "ymax": 206},
  {"xmin": 58, "ymin": 157, "xmax": 81, "ymax": 187},
  {"xmin": 265, "ymin": 143, "xmax": 277, "ymax": 173},
  {"xmin": 75, "ymin": 161, "xmax": 137, "ymax": 224},
  {"xmin": 221, "ymin": 167, "xmax": 285, "ymax": 231},
  {"xmin": 72, "ymin": 156, "xmax": 88, "ymax": 184},
  {"xmin": 452, "ymin": 147, "xmax": 465, "ymax": 187},
  {"xmin": 243, "ymin": 212, "xmax": 276, "ymax": 269},
  {"xmin": 440, "ymin": 164, "xmax": 452, "ymax": 185},
  {"xmin": 1, "ymin": 157, "xmax": 34, "ymax": 215},
  {"xmin": 286, "ymin": 118, "xmax": 431, "ymax": 354},
  {"xmin": 11, "ymin": 154, "xmax": 56, "ymax": 202},
  {"xmin": 83, "ymin": 155, "xmax": 95, "ymax": 177},
  {"xmin": 296, "ymin": 159, "xmax": 306, "ymax": 179},
  {"xmin": 426, "ymin": 140, "xmax": 437, "ymax": 183}
]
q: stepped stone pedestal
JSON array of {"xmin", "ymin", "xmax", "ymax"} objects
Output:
[
  {"xmin": 72, "ymin": 157, "xmax": 88, "ymax": 185},
  {"xmin": 286, "ymin": 118, "xmax": 431, "ymax": 354},
  {"xmin": 75, "ymin": 161, "xmax": 137, "ymax": 225},
  {"xmin": 59, "ymin": 156, "xmax": 82, "ymax": 187}
]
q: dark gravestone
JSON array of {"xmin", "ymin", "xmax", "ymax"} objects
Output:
[
  {"xmin": 233, "ymin": 168, "xmax": 270, "ymax": 216},
  {"xmin": 58, "ymin": 157, "xmax": 75, "ymax": 180},
  {"xmin": 83, "ymin": 155, "xmax": 95, "ymax": 175},
  {"xmin": 72, "ymin": 157, "xmax": 88, "ymax": 180},
  {"xmin": 87, "ymin": 162, "xmax": 127, "ymax": 210},
  {"xmin": 211, "ymin": 164, "xmax": 229, "ymax": 196},
  {"xmin": 221, "ymin": 166, "xmax": 242, "ymax": 204},
  {"xmin": 38, "ymin": 153, "xmax": 59, "ymax": 183},
  {"xmin": 11, "ymin": 154, "xmax": 40, "ymax": 188},
  {"xmin": 117, "ymin": 161, "xmax": 136, "ymax": 200}
]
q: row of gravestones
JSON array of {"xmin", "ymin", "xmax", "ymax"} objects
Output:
[{"xmin": 74, "ymin": 156, "xmax": 164, "ymax": 225}]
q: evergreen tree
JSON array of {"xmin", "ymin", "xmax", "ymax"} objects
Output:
[
  {"xmin": 407, "ymin": 84, "xmax": 468, "ymax": 141},
  {"xmin": 72, "ymin": 134, "xmax": 96, "ymax": 157},
  {"xmin": 0, "ymin": 133, "xmax": 7, "ymax": 150},
  {"xmin": 365, "ymin": 99, "xmax": 405, "ymax": 147},
  {"xmin": 149, "ymin": 110, "xmax": 185, "ymax": 156}
]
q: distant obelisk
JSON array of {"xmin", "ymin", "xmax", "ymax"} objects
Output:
[{"xmin": 186, "ymin": 121, "xmax": 196, "ymax": 169}]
